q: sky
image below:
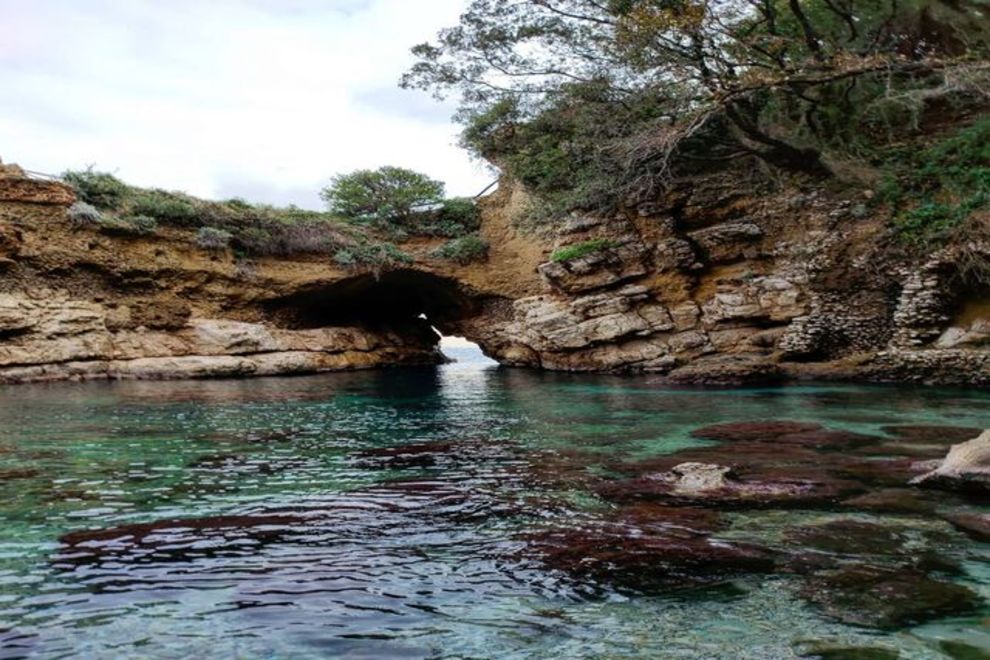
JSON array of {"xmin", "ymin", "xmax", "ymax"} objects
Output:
[{"xmin": 0, "ymin": 0, "xmax": 491, "ymax": 209}]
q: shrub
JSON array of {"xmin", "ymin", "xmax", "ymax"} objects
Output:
[
  {"xmin": 320, "ymin": 166, "xmax": 445, "ymax": 224},
  {"xmin": 98, "ymin": 215, "xmax": 158, "ymax": 237},
  {"xmin": 278, "ymin": 222, "xmax": 349, "ymax": 255},
  {"xmin": 230, "ymin": 220, "xmax": 354, "ymax": 257},
  {"xmin": 437, "ymin": 197, "xmax": 480, "ymax": 227},
  {"xmin": 62, "ymin": 168, "xmax": 130, "ymax": 209},
  {"xmin": 333, "ymin": 241, "xmax": 413, "ymax": 271},
  {"xmin": 67, "ymin": 201, "xmax": 101, "ymax": 227},
  {"xmin": 411, "ymin": 197, "xmax": 482, "ymax": 237},
  {"xmin": 224, "ymin": 197, "xmax": 253, "ymax": 211},
  {"xmin": 430, "ymin": 234, "xmax": 489, "ymax": 264},
  {"xmin": 131, "ymin": 191, "xmax": 198, "ymax": 225},
  {"xmin": 551, "ymin": 239, "xmax": 619, "ymax": 263},
  {"xmin": 333, "ymin": 249, "xmax": 357, "ymax": 267},
  {"xmin": 196, "ymin": 227, "xmax": 233, "ymax": 251},
  {"xmin": 884, "ymin": 117, "xmax": 990, "ymax": 243}
]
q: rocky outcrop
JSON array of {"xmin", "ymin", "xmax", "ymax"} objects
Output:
[
  {"xmin": 0, "ymin": 293, "xmax": 441, "ymax": 384},
  {"xmin": 1, "ymin": 157, "xmax": 990, "ymax": 386},
  {"xmin": 911, "ymin": 429, "xmax": 990, "ymax": 493}
]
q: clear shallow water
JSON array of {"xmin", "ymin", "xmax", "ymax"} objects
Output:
[{"xmin": 0, "ymin": 344, "xmax": 987, "ymax": 659}]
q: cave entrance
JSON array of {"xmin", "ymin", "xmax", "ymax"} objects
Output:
[
  {"xmin": 268, "ymin": 269, "xmax": 494, "ymax": 364},
  {"xmin": 937, "ymin": 272, "xmax": 990, "ymax": 348},
  {"xmin": 437, "ymin": 333, "xmax": 499, "ymax": 367}
]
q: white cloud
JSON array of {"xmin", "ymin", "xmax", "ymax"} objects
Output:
[{"xmin": 0, "ymin": 0, "xmax": 490, "ymax": 209}]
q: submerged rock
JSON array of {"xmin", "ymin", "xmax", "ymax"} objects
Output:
[
  {"xmin": 0, "ymin": 467, "xmax": 41, "ymax": 480},
  {"xmin": 352, "ymin": 441, "xmax": 459, "ymax": 469},
  {"xmin": 797, "ymin": 643, "xmax": 900, "ymax": 660},
  {"xmin": 911, "ymin": 429, "xmax": 990, "ymax": 494},
  {"xmin": 691, "ymin": 421, "xmax": 824, "ymax": 442},
  {"xmin": 522, "ymin": 518, "xmax": 775, "ymax": 592},
  {"xmin": 692, "ymin": 421, "xmax": 881, "ymax": 450},
  {"xmin": 881, "ymin": 425, "xmax": 985, "ymax": 445},
  {"xmin": 784, "ymin": 519, "xmax": 947, "ymax": 557},
  {"xmin": 800, "ymin": 565, "xmax": 981, "ymax": 629},
  {"xmin": 938, "ymin": 640, "xmax": 990, "ymax": 660},
  {"xmin": 943, "ymin": 512, "xmax": 990, "ymax": 542},
  {"xmin": 56, "ymin": 514, "xmax": 305, "ymax": 565},
  {"xmin": 841, "ymin": 488, "xmax": 938, "ymax": 515},
  {"xmin": 597, "ymin": 461, "xmax": 858, "ymax": 509}
]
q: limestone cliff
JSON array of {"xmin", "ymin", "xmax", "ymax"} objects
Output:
[{"xmin": 1, "ymin": 163, "xmax": 988, "ymax": 387}]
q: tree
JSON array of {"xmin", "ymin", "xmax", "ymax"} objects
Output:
[
  {"xmin": 321, "ymin": 166, "xmax": 446, "ymax": 223},
  {"xmin": 402, "ymin": 0, "xmax": 990, "ymax": 207}
]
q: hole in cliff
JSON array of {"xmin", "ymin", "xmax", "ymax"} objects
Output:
[
  {"xmin": 437, "ymin": 333, "xmax": 499, "ymax": 367},
  {"xmin": 267, "ymin": 269, "xmax": 494, "ymax": 364},
  {"xmin": 272, "ymin": 270, "xmax": 473, "ymax": 326}
]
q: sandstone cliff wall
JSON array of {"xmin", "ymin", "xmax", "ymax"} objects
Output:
[{"xmin": 1, "ymin": 169, "xmax": 988, "ymax": 387}]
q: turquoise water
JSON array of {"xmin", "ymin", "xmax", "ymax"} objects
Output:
[{"xmin": 0, "ymin": 344, "xmax": 988, "ymax": 659}]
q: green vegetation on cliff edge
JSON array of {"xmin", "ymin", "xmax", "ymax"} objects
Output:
[{"xmin": 405, "ymin": 0, "xmax": 990, "ymax": 239}]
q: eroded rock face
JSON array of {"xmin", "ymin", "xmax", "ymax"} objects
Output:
[
  {"xmin": 2, "ymin": 158, "xmax": 990, "ymax": 385},
  {"xmin": 0, "ymin": 293, "xmax": 441, "ymax": 384}
]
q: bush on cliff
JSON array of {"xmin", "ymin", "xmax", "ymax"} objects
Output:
[
  {"xmin": 196, "ymin": 227, "xmax": 233, "ymax": 251},
  {"xmin": 98, "ymin": 215, "xmax": 158, "ymax": 237},
  {"xmin": 551, "ymin": 239, "xmax": 619, "ymax": 263},
  {"xmin": 409, "ymin": 197, "xmax": 482, "ymax": 238},
  {"xmin": 333, "ymin": 241, "xmax": 413, "ymax": 272},
  {"xmin": 131, "ymin": 191, "xmax": 198, "ymax": 225},
  {"xmin": 67, "ymin": 201, "xmax": 102, "ymax": 227},
  {"xmin": 57, "ymin": 169, "xmax": 466, "ymax": 273},
  {"xmin": 882, "ymin": 117, "xmax": 990, "ymax": 243},
  {"xmin": 321, "ymin": 166, "xmax": 445, "ymax": 224},
  {"xmin": 430, "ymin": 234, "xmax": 489, "ymax": 264},
  {"xmin": 62, "ymin": 168, "xmax": 131, "ymax": 210}
]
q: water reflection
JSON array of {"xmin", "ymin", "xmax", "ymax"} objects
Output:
[{"xmin": 0, "ymin": 348, "xmax": 988, "ymax": 658}]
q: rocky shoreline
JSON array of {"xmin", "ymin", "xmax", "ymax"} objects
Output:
[{"xmin": 1, "ymin": 167, "xmax": 988, "ymax": 387}]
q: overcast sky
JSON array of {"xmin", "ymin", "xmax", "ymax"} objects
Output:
[{"xmin": 0, "ymin": 0, "xmax": 491, "ymax": 209}]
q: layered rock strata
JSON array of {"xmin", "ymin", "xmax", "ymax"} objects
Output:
[
  {"xmin": 1, "ymin": 162, "xmax": 990, "ymax": 386},
  {"xmin": 0, "ymin": 293, "xmax": 440, "ymax": 384}
]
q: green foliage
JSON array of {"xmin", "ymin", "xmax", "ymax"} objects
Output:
[
  {"xmin": 882, "ymin": 118, "xmax": 990, "ymax": 242},
  {"xmin": 67, "ymin": 201, "xmax": 102, "ymax": 227},
  {"xmin": 411, "ymin": 197, "xmax": 482, "ymax": 237},
  {"xmin": 98, "ymin": 215, "xmax": 158, "ymax": 237},
  {"xmin": 430, "ymin": 234, "xmax": 489, "ymax": 264},
  {"xmin": 460, "ymin": 98, "xmax": 520, "ymax": 160},
  {"xmin": 196, "ymin": 227, "xmax": 233, "ymax": 251},
  {"xmin": 320, "ymin": 166, "xmax": 445, "ymax": 223},
  {"xmin": 333, "ymin": 241, "xmax": 413, "ymax": 271},
  {"xmin": 551, "ymin": 239, "xmax": 619, "ymax": 262},
  {"xmin": 224, "ymin": 197, "xmax": 253, "ymax": 211},
  {"xmin": 56, "ymin": 169, "xmax": 423, "ymax": 277},
  {"xmin": 406, "ymin": 0, "xmax": 990, "ymax": 224},
  {"xmin": 62, "ymin": 168, "xmax": 131, "ymax": 209},
  {"xmin": 232, "ymin": 220, "xmax": 355, "ymax": 257},
  {"xmin": 131, "ymin": 191, "xmax": 197, "ymax": 224}
]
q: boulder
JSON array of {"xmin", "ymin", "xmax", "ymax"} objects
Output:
[
  {"xmin": 666, "ymin": 354, "xmax": 783, "ymax": 387},
  {"xmin": 911, "ymin": 430, "xmax": 990, "ymax": 494}
]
